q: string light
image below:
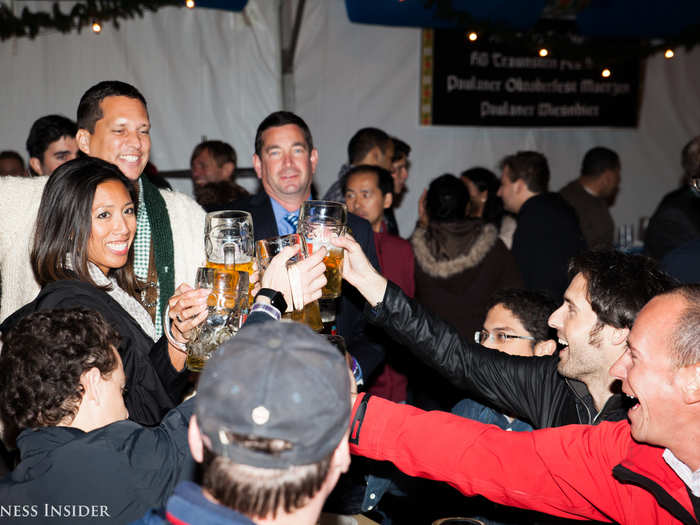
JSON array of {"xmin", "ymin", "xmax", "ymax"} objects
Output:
[
  {"xmin": 538, "ymin": 48, "xmax": 549, "ymax": 57},
  {"xmin": 601, "ymin": 68, "xmax": 611, "ymax": 78},
  {"xmin": 91, "ymin": 20, "xmax": 102, "ymax": 33},
  {"xmin": 185, "ymin": 0, "xmax": 195, "ymax": 7},
  {"xmin": 664, "ymin": 49, "xmax": 674, "ymax": 59},
  {"xmin": 467, "ymin": 32, "xmax": 478, "ymax": 42}
]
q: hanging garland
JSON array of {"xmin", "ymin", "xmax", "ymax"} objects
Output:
[{"xmin": 0, "ymin": 0, "xmax": 182, "ymax": 40}]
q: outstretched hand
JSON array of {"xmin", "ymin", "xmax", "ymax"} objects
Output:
[
  {"xmin": 331, "ymin": 235, "xmax": 387, "ymax": 307},
  {"xmin": 260, "ymin": 244, "xmax": 327, "ymax": 311}
]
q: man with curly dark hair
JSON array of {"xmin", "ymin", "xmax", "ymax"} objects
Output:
[{"xmin": 0, "ymin": 308, "xmax": 194, "ymax": 524}]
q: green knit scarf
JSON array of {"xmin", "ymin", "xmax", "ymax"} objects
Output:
[{"xmin": 141, "ymin": 175, "xmax": 175, "ymax": 326}]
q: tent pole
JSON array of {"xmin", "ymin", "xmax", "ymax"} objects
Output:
[{"xmin": 280, "ymin": 0, "xmax": 306, "ymax": 110}]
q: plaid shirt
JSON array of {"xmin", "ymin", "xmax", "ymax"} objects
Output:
[{"xmin": 134, "ymin": 178, "xmax": 162, "ymax": 336}]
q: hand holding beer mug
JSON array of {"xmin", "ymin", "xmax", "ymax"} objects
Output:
[
  {"xmin": 298, "ymin": 201, "xmax": 347, "ymax": 299},
  {"xmin": 256, "ymin": 233, "xmax": 323, "ymax": 331}
]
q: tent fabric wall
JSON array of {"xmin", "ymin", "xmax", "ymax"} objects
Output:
[
  {"xmin": 0, "ymin": 2, "xmax": 280, "ymax": 184},
  {"xmin": 294, "ymin": 1, "xmax": 700, "ymax": 235},
  {"xmin": 1, "ymin": 0, "xmax": 700, "ymax": 236}
]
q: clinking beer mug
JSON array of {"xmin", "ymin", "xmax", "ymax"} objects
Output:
[
  {"xmin": 298, "ymin": 201, "xmax": 347, "ymax": 300},
  {"xmin": 256, "ymin": 233, "xmax": 323, "ymax": 332},
  {"xmin": 204, "ymin": 211, "xmax": 255, "ymax": 300},
  {"xmin": 185, "ymin": 255, "xmax": 250, "ymax": 372}
]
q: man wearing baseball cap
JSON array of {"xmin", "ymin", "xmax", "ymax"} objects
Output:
[{"xmin": 138, "ymin": 321, "xmax": 352, "ymax": 525}]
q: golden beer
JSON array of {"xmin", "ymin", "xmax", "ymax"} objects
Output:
[
  {"xmin": 207, "ymin": 259, "xmax": 254, "ymax": 303},
  {"xmin": 282, "ymin": 301, "xmax": 323, "ymax": 332},
  {"xmin": 322, "ymin": 248, "xmax": 344, "ymax": 299},
  {"xmin": 185, "ymin": 353, "xmax": 207, "ymax": 373}
]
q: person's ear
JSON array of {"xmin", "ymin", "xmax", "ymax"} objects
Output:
[
  {"xmin": 679, "ymin": 363, "xmax": 700, "ymax": 405},
  {"xmin": 81, "ymin": 367, "xmax": 102, "ymax": 404},
  {"xmin": 188, "ymin": 415, "xmax": 205, "ymax": 463},
  {"xmin": 252, "ymin": 154, "xmax": 262, "ymax": 180},
  {"xmin": 610, "ymin": 327, "xmax": 630, "ymax": 346},
  {"xmin": 383, "ymin": 191, "xmax": 393, "ymax": 210},
  {"xmin": 534, "ymin": 339, "xmax": 557, "ymax": 356},
  {"xmin": 29, "ymin": 157, "xmax": 43, "ymax": 176},
  {"xmin": 310, "ymin": 148, "xmax": 319, "ymax": 175},
  {"xmin": 221, "ymin": 161, "xmax": 235, "ymax": 179},
  {"xmin": 76, "ymin": 129, "xmax": 92, "ymax": 155}
]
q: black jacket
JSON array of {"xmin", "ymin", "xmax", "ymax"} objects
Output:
[
  {"xmin": 0, "ymin": 399, "xmax": 193, "ymax": 524},
  {"xmin": 512, "ymin": 192, "xmax": 587, "ymax": 300},
  {"xmin": 366, "ymin": 282, "xmax": 628, "ymax": 428},
  {"xmin": 0, "ymin": 280, "xmax": 189, "ymax": 427},
  {"xmin": 220, "ymin": 192, "xmax": 387, "ymax": 378},
  {"xmin": 645, "ymin": 186, "xmax": 700, "ymax": 260}
]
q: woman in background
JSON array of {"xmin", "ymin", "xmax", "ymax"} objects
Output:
[{"xmin": 461, "ymin": 167, "xmax": 516, "ymax": 248}]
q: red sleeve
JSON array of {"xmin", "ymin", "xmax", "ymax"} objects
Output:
[{"xmin": 349, "ymin": 394, "xmax": 640, "ymax": 523}]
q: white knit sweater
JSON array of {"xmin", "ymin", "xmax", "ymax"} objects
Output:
[{"xmin": 0, "ymin": 176, "xmax": 206, "ymax": 323}]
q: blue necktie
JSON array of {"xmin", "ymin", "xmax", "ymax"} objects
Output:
[{"xmin": 284, "ymin": 213, "xmax": 299, "ymax": 232}]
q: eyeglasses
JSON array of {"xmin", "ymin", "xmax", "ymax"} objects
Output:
[{"xmin": 474, "ymin": 330, "xmax": 535, "ymax": 345}]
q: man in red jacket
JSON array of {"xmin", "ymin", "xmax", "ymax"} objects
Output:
[{"xmin": 348, "ymin": 285, "xmax": 700, "ymax": 524}]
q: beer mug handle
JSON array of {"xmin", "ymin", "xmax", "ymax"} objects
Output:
[{"xmin": 162, "ymin": 304, "xmax": 186, "ymax": 352}]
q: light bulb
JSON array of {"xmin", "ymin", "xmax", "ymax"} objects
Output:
[
  {"xmin": 601, "ymin": 68, "xmax": 611, "ymax": 78},
  {"xmin": 539, "ymin": 48, "xmax": 549, "ymax": 57},
  {"xmin": 467, "ymin": 32, "xmax": 478, "ymax": 42},
  {"xmin": 91, "ymin": 21, "xmax": 102, "ymax": 33},
  {"xmin": 664, "ymin": 49, "xmax": 674, "ymax": 59}
]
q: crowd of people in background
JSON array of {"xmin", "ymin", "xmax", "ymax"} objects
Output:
[{"xmin": 0, "ymin": 79, "xmax": 699, "ymax": 525}]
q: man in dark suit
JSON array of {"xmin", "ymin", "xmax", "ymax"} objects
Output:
[
  {"xmin": 498, "ymin": 151, "xmax": 587, "ymax": 300},
  {"xmin": 217, "ymin": 111, "xmax": 385, "ymax": 381}
]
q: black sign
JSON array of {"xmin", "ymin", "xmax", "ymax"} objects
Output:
[{"xmin": 420, "ymin": 30, "xmax": 641, "ymax": 127}]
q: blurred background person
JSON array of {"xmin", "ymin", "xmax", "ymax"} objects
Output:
[
  {"xmin": 461, "ymin": 166, "xmax": 516, "ymax": 248},
  {"xmin": 26, "ymin": 114, "xmax": 79, "ymax": 176},
  {"xmin": 344, "ymin": 163, "xmax": 414, "ymax": 403},
  {"xmin": 559, "ymin": 146, "xmax": 621, "ymax": 250},
  {"xmin": 645, "ymin": 135, "xmax": 700, "ymax": 260},
  {"xmin": 323, "ymin": 126, "xmax": 393, "ymax": 202},
  {"xmin": 384, "ymin": 136, "xmax": 412, "ymax": 236},
  {"xmin": 190, "ymin": 139, "xmax": 248, "ymax": 210},
  {"xmin": 0, "ymin": 151, "xmax": 25, "ymax": 176}
]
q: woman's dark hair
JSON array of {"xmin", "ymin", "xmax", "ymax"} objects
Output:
[
  {"xmin": 425, "ymin": 174, "xmax": 469, "ymax": 222},
  {"xmin": 461, "ymin": 167, "xmax": 506, "ymax": 227},
  {"xmin": 31, "ymin": 156, "xmax": 140, "ymax": 296}
]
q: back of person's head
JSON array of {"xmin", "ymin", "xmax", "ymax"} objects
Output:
[
  {"xmin": 0, "ymin": 308, "xmax": 119, "ymax": 431},
  {"xmin": 191, "ymin": 140, "xmax": 237, "ymax": 169},
  {"xmin": 26, "ymin": 115, "xmax": 78, "ymax": 170},
  {"xmin": 500, "ymin": 151, "xmax": 550, "ymax": 194},
  {"xmin": 254, "ymin": 111, "xmax": 313, "ymax": 157},
  {"xmin": 342, "ymin": 164, "xmax": 394, "ymax": 196},
  {"xmin": 391, "ymin": 136, "xmax": 411, "ymax": 162},
  {"xmin": 0, "ymin": 150, "xmax": 25, "ymax": 176},
  {"xmin": 461, "ymin": 166, "xmax": 505, "ymax": 225},
  {"xmin": 487, "ymin": 289, "xmax": 557, "ymax": 343},
  {"xmin": 347, "ymin": 127, "xmax": 391, "ymax": 165},
  {"xmin": 194, "ymin": 322, "xmax": 351, "ymax": 520},
  {"xmin": 569, "ymin": 251, "xmax": 677, "ymax": 332},
  {"xmin": 667, "ymin": 284, "xmax": 700, "ymax": 367},
  {"xmin": 77, "ymin": 80, "xmax": 147, "ymax": 133},
  {"xmin": 581, "ymin": 147, "xmax": 620, "ymax": 178},
  {"xmin": 681, "ymin": 136, "xmax": 700, "ymax": 182},
  {"xmin": 426, "ymin": 173, "xmax": 470, "ymax": 222},
  {"xmin": 31, "ymin": 156, "xmax": 139, "ymax": 294}
]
